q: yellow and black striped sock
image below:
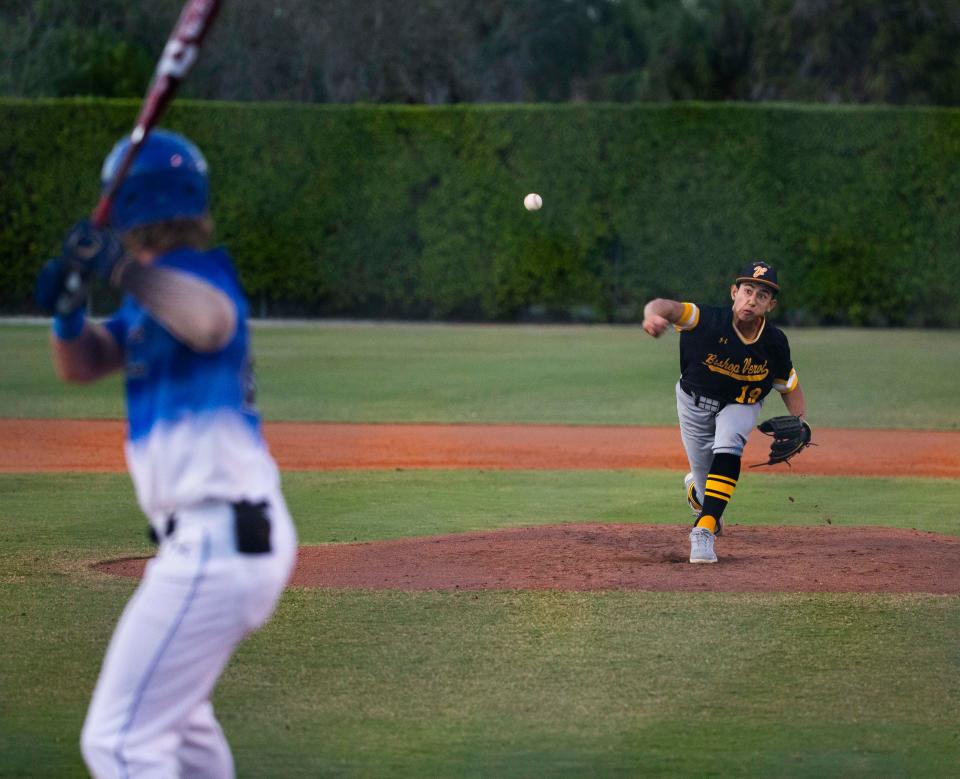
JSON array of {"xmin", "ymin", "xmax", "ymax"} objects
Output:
[
  {"xmin": 695, "ymin": 453, "xmax": 741, "ymax": 533},
  {"xmin": 696, "ymin": 514, "xmax": 719, "ymax": 534}
]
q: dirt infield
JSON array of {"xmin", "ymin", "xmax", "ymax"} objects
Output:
[
  {"xmin": 3, "ymin": 419, "xmax": 960, "ymax": 477},
  {"xmin": 8, "ymin": 418, "xmax": 959, "ymax": 594},
  {"xmin": 97, "ymin": 524, "xmax": 960, "ymax": 594}
]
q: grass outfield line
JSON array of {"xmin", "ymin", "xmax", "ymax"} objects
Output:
[
  {"xmin": 1, "ymin": 322, "xmax": 958, "ymax": 428},
  {"xmin": 2, "ymin": 471, "xmax": 959, "ymax": 776}
]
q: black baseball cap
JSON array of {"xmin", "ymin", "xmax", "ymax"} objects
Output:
[{"xmin": 735, "ymin": 260, "xmax": 779, "ymax": 292}]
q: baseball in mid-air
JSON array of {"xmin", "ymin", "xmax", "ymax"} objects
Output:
[{"xmin": 523, "ymin": 192, "xmax": 543, "ymax": 211}]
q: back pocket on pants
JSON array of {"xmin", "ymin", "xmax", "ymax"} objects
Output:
[{"xmin": 233, "ymin": 500, "xmax": 272, "ymax": 554}]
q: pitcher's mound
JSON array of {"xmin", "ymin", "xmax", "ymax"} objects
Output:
[{"xmin": 96, "ymin": 524, "xmax": 960, "ymax": 593}]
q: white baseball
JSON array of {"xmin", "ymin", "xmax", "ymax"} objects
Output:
[{"xmin": 523, "ymin": 192, "xmax": 543, "ymax": 211}]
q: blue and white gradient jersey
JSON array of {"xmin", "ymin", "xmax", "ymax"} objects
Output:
[{"xmin": 104, "ymin": 247, "xmax": 279, "ymax": 525}]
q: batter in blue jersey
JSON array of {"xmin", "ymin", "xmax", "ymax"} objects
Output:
[{"xmin": 35, "ymin": 129, "xmax": 297, "ymax": 779}]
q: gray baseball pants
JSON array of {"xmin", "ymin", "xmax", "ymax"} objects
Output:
[{"xmin": 675, "ymin": 381, "xmax": 763, "ymax": 503}]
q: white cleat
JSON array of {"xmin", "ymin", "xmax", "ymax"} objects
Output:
[{"xmin": 689, "ymin": 526, "xmax": 718, "ymax": 564}]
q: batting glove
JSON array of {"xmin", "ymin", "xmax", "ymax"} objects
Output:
[{"xmin": 61, "ymin": 219, "xmax": 124, "ymax": 282}]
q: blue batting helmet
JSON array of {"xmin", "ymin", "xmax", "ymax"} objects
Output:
[{"xmin": 101, "ymin": 128, "xmax": 209, "ymax": 232}]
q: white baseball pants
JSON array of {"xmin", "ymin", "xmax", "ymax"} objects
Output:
[{"xmin": 81, "ymin": 493, "xmax": 296, "ymax": 779}]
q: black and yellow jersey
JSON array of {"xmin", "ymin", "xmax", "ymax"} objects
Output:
[{"xmin": 675, "ymin": 302, "xmax": 798, "ymax": 405}]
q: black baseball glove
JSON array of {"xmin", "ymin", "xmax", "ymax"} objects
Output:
[{"xmin": 753, "ymin": 415, "xmax": 813, "ymax": 467}]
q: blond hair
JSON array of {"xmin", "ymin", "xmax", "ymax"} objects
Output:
[{"xmin": 121, "ymin": 216, "xmax": 215, "ymax": 256}]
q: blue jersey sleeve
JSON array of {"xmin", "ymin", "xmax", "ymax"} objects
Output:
[{"xmin": 103, "ymin": 297, "xmax": 140, "ymax": 349}]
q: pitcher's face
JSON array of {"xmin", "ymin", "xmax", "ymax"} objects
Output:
[{"xmin": 730, "ymin": 282, "xmax": 777, "ymax": 325}]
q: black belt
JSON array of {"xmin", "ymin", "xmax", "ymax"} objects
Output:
[
  {"xmin": 146, "ymin": 501, "xmax": 271, "ymax": 554},
  {"xmin": 147, "ymin": 515, "xmax": 177, "ymax": 545},
  {"xmin": 680, "ymin": 380, "xmax": 727, "ymax": 412}
]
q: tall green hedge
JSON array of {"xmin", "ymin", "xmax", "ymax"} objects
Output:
[{"xmin": 2, "ymin": 99, "xmax": 959, "ymax": 325}]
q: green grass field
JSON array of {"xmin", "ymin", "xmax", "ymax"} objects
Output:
[
  {"xmin": 2, "ymin": 322, "xmax": 959, "ymax": 777},
  {"xmin": 3, "ymin": 322, "xmax": 959, "ymax": 428}
]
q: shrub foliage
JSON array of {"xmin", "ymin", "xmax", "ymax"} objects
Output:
[{"xmin": 3, "ymin": 99, "xmax": 958, "ymax": 325}]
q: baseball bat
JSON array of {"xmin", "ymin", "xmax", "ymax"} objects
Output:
[
  {"xmin": 92, "ymin": 0, "xmax": 223, "ymax": 227},
  {"xmin": 56, "ymin": 0, "xmax": 222, "ymax": 314}
]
